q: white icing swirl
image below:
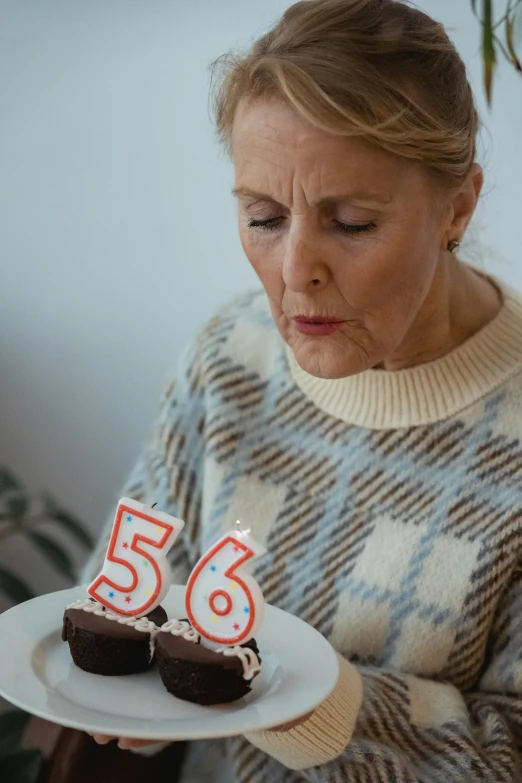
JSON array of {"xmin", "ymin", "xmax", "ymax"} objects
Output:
[
  {"xmin": 159, "ymin": 618, "xmax": 199, "ymax": 643},
  {"xmin": 66, "ymin": 598, "xmax": 109, "ymax": 617},
  {"xmin": 65, "ymin": 599, "xmax": 160, "ymax": 661},
  {"xmin": 215, "ymin": 645, "xmax": 261, "ymax": 681}
]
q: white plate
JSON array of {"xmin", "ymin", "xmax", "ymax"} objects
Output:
[{"xmin": 0, "ymin": 585, "xmax": 338, "ymax": 740}]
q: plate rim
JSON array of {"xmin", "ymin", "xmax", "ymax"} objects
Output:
[{"xmin": 0, "ymin": 586, "xmax": 339, "ymax": 739}]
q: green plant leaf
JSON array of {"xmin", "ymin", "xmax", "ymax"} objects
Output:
[
  {"xmin": 0, "ymin": 470, "xmax": 21, "ymax": 496},
  {"xmin": 0, "ymin": 568, "xmax": 35, "ymax": 604},
  {"xmin": 28, "ymin": 531, "xmax": 76, "ymax": 582},
  {"xmin": 482, "ymin": 0, "xmax": 497, "ymax": 105},
  {"xmin": 506, "ymin": 10, "xmax": 522, "ymax": 71},
  {"xmin": 5, "ymin": 493, "xmax": 28, "ymax": 521},
  {"xmin": 0, "ymin": 711, "xmax": 32, "ymax": 755},
  {"xmin": 0, "ymin": 748, "xmax": 42, "ymax": 783},
  {"xmin": 50, "ymin": 511, "xmax": 94, "ymax": 549}
]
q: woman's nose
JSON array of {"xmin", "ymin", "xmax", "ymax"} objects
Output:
[{"xmin": 282, "ymin": 227, "xmax": 329, "ymax": 293}]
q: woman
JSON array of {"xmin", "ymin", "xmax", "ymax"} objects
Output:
[{"xmin": 84, "ymin": 0, "xmax": 522, "ymax": 780}]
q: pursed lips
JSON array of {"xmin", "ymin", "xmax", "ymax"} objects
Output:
[{"xmin": 291, "ymin": 315, "xmax": 344, "ymax": 336}]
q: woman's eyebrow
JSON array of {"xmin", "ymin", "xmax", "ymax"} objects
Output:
[{"xmin": 231, "ymin": 186, "xmax": 393, "ymax": 207}]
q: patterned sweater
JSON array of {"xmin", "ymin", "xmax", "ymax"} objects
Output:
[{"xmin": 85, "ymin": 271, "xmax": 522, "ymax": 783}]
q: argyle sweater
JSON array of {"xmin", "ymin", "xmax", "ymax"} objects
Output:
[{"xmin": 85, "ymin": 271, "xmax": 522, "ymax": 783}]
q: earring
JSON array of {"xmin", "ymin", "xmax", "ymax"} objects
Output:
[{"xmin": 447, "ymin": 239, "xmax": 461, "ymax": 254}]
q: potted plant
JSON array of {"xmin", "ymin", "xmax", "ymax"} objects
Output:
[
  {"xmin": 474, "ymin": 0, "xmax": 521, "ymax": 103},
  {"xmin": 0, "ymin": 468, "xmax": 93, "ymax": 783}
]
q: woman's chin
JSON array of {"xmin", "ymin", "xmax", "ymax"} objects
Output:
[{"xmin": 290, "ymin": 338, "xmax": 372, "ymax": 380}]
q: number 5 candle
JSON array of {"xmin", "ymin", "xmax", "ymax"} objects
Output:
[
  {"xmin": 88, "ymin": 498, "xmax": 184, "ymax": 617},
  {"xmin": 185, "ymin": 521, "xmax": 266, "ymax": 648}
]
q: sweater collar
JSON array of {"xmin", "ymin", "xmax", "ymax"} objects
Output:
[{"xmin": 285, "ymin": 274, "xmax": 522, "ymax": 429}]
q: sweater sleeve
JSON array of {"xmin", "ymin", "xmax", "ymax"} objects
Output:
[
  {"xmin": 80, "ymin": 337, "xmax": 206, "ymax": 587},
  {"xmin": 245, "ymin": 563, "xmax": 522, "ymax": 781}
]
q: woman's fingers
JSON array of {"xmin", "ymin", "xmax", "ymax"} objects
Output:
[
  {"xmin": 87, "ymin": 711, "xmax": 315, "ymax": 748},
  {"xmin": 116, "ymin": 738, "xmax": 163, "ymax": 750},
  {"xmin": 87, "ymin": 732, "xmax": 115, "ymax": 744},
  {"xmin": 86, "ymin": 732, "xmax": 163, "ymax": 750}
]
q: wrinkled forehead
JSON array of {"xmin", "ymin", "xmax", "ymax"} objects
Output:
[{"xmin": 231, "ymin": 98, "xmax": 431, "ymax": 209}]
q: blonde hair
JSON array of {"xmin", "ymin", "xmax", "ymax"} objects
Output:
[{"xmin": 209, "ymin": 0, "xmax": 479, "ymax": 188}]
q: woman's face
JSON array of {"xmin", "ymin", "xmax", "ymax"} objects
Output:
[{"xmin": 232, "ymin": 98, "xmax": 455, "ymax": 379}]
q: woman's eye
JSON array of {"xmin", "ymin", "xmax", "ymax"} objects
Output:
[
  {"xmin": 247, "ymin": 217, "xmax": 282, "ymax": 231},
  {"xmin": 246, "ymin": 217, "xmax": 376, "ymax": 234},
  {"xmin": 334, "ymin": 220, "xmax": 377, "ymax": 235}
]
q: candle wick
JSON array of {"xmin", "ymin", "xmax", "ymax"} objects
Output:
[{"xmin": 151, "ymin": 502, "xmax": 158, "ymax": 509}]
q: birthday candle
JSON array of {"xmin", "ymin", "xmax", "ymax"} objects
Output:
[
  {"xmin": 185, "ymin": 522, "xmax": 266, "ymax": 647},
  {"xmin": 88, "ymin": 498, "xmax": 184, "ymax": 616}
]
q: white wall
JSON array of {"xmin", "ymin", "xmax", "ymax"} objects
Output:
[{"xmin": 0, "ymin": 0, "xmax": 521, "ymax": 599}]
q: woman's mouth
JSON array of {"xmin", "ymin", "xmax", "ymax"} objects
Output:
[{"xmin": 292, "ymin": 316, "xmax": 344, "ymax": 336}]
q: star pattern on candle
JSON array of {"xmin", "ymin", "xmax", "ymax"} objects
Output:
[
  {"xmin": 211, "ymin": 614, "xmax": 218, "ymax": 623},
  {"xmin": 143, "ymin": 560, "xmax": 149, "ymax": 567},
  {"xmin": 210, "ymin": 565, "xmax": 216, "ymax": 572},
  {"xmin": 145, "ymin": 589, "xmax": 152, "ymax": 596},
  {"xmin": 233, "ymin": 545, "xmax": 240, "ymax": 552},
  {"xmin": 122, "ymin": 542, "xmax": 129, "ymax": 549},
  {"xmin": 108, "ymin": 591, "xmax": 115, "ymax": 598},
  {"xmin": 126, "ymin": 515, "xmax": 132, "ymax": 522},
  {"xmin": 230, "ymin": 582, "xmax": 237, "ymax": 591},
  {"xmin": 243, "ymin": 606, "xmax": 250, "ymax": 614},
  {"xmin": 203, "ymin": 594, "xmax": 208, "ymax": 602},
  {"xmin": 233, "ymin": 623, "xmax": 240, "ymax": 631},
  {"xmin": 125, "ymin": 596, "xmax": 131, "ymax": 603}
]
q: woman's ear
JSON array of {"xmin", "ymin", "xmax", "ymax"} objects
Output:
[{"xmin": 444, "ymin": 162, "xmax": 483, "ymax": 247}]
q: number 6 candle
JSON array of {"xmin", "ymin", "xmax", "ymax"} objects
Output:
[
  {"xmin": 185, "ymin": 521, "xmax": 266, "ymax": 648},
  {"xmin": 88, "ymin": 497, "xmax": 184, "ymax": 616}
]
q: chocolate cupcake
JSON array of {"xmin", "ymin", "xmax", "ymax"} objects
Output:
[
  {"xmin": 62, "ymin": 598, "xmax": 167, "ymax": 676},
  {"xmin": 155, "ymin": 619, "xmax": 262, "ymax": 705}
]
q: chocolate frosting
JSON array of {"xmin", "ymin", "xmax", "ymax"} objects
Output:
[
  {"xmin": 155, "ymin": 631, "xmax": 260, "ymax": 670},
  {"xmin": 61, "ymin": 604, "xmax": 167, "ymax": 642}
]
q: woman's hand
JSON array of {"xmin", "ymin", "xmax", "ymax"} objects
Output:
[
  {"xmin": 87, "ymin": 711, "xmax": 314, "ymax": 749},
  {"xmin": 88, "ymin": 733, "xmax": 164, "ymax": 750}
]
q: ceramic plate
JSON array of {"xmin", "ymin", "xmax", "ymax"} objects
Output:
[{"xmin": 0, "ymin": 585, "xmax": 338, "ymax": 740}]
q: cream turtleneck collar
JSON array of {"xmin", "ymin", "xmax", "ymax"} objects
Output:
[{"xmin": 286, "ymin": 275, "xmax": 522, "ymax": 429}]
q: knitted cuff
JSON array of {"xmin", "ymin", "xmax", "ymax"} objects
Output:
[{"xmin": 243, "ymin": 653, "xmax": 362, "ymax": 771}]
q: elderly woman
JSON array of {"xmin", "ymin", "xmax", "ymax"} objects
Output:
[{"xmin": 84, "ymin": 0, "xmax": 522, "ymax": 781}]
